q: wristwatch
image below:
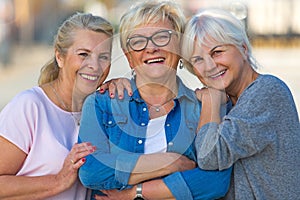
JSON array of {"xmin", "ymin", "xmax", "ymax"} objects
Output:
[{"xmin": 133, "ymin": 183, "xmax": 145, "ymax": 200}]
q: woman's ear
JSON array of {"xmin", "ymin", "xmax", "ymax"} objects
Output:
[
  {"xmin": 241, "ymin": 43, "xmax": 248, "ymax": 60},
  {"xmin": 55, "ymin": 50, "xmax": 63, "ymax": 68},
  {"xmin": 124, "ymin": 51, "xmax": 134, "ymax": 69},
  {"xmin": 242, "ymin": 43, "xmax": 248, "ymax": 54}
]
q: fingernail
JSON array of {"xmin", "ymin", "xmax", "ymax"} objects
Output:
[
  {"xmin": 110, "ymin": 93, "xmax": 114, "ymax": 96},
  {"xmin": 129, "ymin": 92, "xmax": 132, "ymax": 96},
  {"xmin": 90, "ymin": 147, "xmax": 96, "ymax": 152},
  {"xmin": 100, "ymin": 88, "xmax": 104, "ymax": 92},
  {"xmin": 82, "ymin": 158, "xmax": 86, "ymax": 162}
]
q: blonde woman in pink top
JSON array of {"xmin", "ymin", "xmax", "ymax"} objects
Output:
[{"xmin": 0, "ymin": 13, "xmax": 113, "ymax": 199}]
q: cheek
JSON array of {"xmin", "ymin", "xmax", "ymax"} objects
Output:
[{"xmin": 193, "ymin": 66, "xmax": 206, "ymax": 84}]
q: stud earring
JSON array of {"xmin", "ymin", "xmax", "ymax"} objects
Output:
[{"xmin": 179, "ymin": 59, "xmax": 183, "ymax": 69}]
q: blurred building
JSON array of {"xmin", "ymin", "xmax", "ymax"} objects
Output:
[{"xmin": 3, "ymin": 0, "xmax": 300, "ymax": 46}]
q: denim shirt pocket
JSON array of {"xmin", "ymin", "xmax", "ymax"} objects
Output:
[{"xmin": 102, "ymin": 112, "xmax": 128, "ymax": 144}]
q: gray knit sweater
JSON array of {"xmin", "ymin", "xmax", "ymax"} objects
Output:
[{"xmin": 195, "ymin": 74, "xmax": 300, "ymax": 200}]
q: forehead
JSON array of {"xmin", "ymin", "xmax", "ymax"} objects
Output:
[
  {"xmin": 130, "ymin": 20, "xmax": 174, "ymax": 36},
  {"xmin": 192, "ymin": 37, "xmax": 224, "ymax": 53},
  {"xmin": 71, "ymin": 29, "xmax": 111, "ymax": 51}
]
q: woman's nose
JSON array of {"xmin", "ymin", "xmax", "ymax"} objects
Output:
[
  {"xmin": 145, "ymin": 40, "xmax": 159, "ymax": 52},
  {"xmin": 84, "ymin": 56, "xmax": 103, "ymax": 72},
  {"xmin": 204, "ymin": 56, "xmax": 217, "ymax": 70}
]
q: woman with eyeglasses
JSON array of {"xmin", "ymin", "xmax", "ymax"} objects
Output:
[{"xmin": 78, "ymin": 1, "xmax": 231, "ymax": 200}]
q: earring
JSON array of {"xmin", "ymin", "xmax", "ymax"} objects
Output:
[
  {"xmin": 131, "ymin": 69, "xmax": 136, "ymax": 79},
  {"xmin": 179, "ymin": 59, "xmax": 183, "ymax": 69}
]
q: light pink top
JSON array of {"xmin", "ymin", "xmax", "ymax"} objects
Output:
[{"xmin": 0, "ymin": 86, "xmax": 87, "ymax": 200}]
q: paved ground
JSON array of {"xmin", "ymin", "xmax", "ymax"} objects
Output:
[{"xmin": 0, "ymin": 43, "xmax": 299, "ymax": 118}]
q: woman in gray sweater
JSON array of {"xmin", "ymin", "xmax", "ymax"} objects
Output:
[{"xmin": 182, "ymin": 8, "xmax": 300, "ymax": 200}]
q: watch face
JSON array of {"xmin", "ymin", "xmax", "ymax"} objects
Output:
[{"xmin": 133, "ymin": 197, "xmax": 144, "ymax": 200}]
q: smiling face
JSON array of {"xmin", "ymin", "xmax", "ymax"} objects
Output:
[
  {"xmin": 190, "ymin": 40, "xmax": 254, "ymax": 96},
  {"xmin": 125, "ymin": 20, "xmax": 180, "ymax": 82},
  {"xmin": 56, "ymin": 29, "xmax": 112, "ymax": 96}
]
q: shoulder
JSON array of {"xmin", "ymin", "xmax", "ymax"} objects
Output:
[
  {"xmin": 84, "ymin": 90, "xmax": 113, "ymax": 106},
  {"xmin": 244, "ymin": 74, "xmax": 292, "ymax": 98},
  {"xmin": 256, "ymin": 74, "xmax": 289, "ymax": 90},
  {"xmin": 3, "ymin": 87, "xmax": 45, "ymax": 112}
]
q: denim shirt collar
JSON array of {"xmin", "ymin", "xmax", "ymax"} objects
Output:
[{"xmin": 129, "ymin": 75, "xmax": 196, "ymax": 104}]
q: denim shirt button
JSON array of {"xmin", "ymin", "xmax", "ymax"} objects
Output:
[
  {"xmin": 141, "ymin": 122, "xmax": 146, "ymax": 126},
  {"xmin": 138, "ymin": 139, "xmax": 143, "ymax": 144},
  {"xmin": 168, "ymin": 142, "xmax": 174, "ymax": 146},
  {"xmin": 142, "ymin": 107, "xmax": 147, "ymax": 111},
  {"xmin": 166, "ymin": 123, "xmax": 170, "ymax": 127},
  {"xmin": 108, "ymin": 121, "xmax": 112, "ymax": 125}
]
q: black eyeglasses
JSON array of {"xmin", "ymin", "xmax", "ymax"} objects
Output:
[{"xmin": 127, "ymin": 30, "xmax": 173, "ymax": 51}]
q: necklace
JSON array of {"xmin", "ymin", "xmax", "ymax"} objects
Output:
[
  {"xmin": 144, "ymin": 95, "xmax": 175, "ymax": 112},
  {"xmin": 49, "ymin": 83, "xmax": 80, "ymax": 126}
]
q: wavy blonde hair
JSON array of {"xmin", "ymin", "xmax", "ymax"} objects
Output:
[
  {"xmin": 38, "ymin": 12, "xmax": 113, "ymax": 85},
  {"xmin": 119, "ymin": 0, "xmax": 186, "ymax": 53}
]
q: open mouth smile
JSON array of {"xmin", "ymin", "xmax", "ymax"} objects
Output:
[
  {"xmin": 80, "ymin": 73, "xmax": 99, "ymax": 81},
  {"xmin": 210, "ymin": 70, "xmax": 226, "ymax": 78},
  {"xmin": 144, "ymin": 57, "xmax": 165, "ymax": 64}
]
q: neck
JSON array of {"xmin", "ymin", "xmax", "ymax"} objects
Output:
[
  {"xmin": 138, "ymin": 83, "xmax": 177, "ymax": 104},
  {"xmin": 138, "ymin": 83, "xmax": 177, "ymax": 119},
  {"xmin": 49, "ymin": 80, "xmax": 84, "ymax": 112},
  {"xmin": 227, "ymin": 70, "xmax": 260, "ymax": 105}
]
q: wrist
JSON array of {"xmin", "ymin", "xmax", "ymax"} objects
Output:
[{"xmin": 133, "ymin": 183, "xmax": 145, "ymax": 200}]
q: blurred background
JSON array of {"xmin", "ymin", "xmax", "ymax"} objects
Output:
[{"xmin": 0, "ymin": 0, "xmax": 299, "ymax": 117}]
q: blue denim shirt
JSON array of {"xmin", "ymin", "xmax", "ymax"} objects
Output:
[{"xmin": 78, "ymin": 77, "xmax": 232, "ymax": 200}]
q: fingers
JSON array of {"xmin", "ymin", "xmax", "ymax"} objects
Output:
[
  {"xmin": 108, "ymin": 80, "xmax": 118, "ymax": 99},
  {"xmin": 120, "ymin": 78, "xmax": 133, "ymax": 97},
  {"xmin": 70, "ymin": 157, "xmax": 86, "ymax": 169},
  {"xmin": 99, "ymin": 82, "xmax": 109, "ymax": 94},
  {"xmin": 99, "ymin": 79, "xmax": 114, "ymax": 95},
  {"xmin": 99, "ymin": 78, "xmax": 133, "ymax": 99},
  {"xmin": 195, "ymin": 87, "xmax": 207, "ymax": 101},
  {"xmin": 67, "ymin": 142, "xmax": 96, "ymax": 169}
]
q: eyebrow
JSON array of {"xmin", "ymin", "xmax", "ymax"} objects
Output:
[
  {"xmin": 209, "ymin": 45, "xmax": 225, "ymax": 54},
  {"xmin": 76, "ymin": 48, "xmax": 91, "ymax": 52},
  {"xmin": 129, "ymin": 29, "xmax": 170, "ymax": 37}
]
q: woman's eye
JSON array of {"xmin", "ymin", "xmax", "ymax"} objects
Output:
[
  {"xmin": 99, "ymin": 55, "xmax": 109, "ymax": 61},
  {"xmin": 99, "ymin": 54, "xmax": 111, "ymax": 62},
  {"xmin": 190, "ymin": 56, "xmax": 203, "ymax": 65},
  {"xmin": 79, "ymin": 52, "xmax": 88, "ymax": 57},
  {"xmin": 211, "ymin": 50, "xmax": 223, "ymax": 57}
]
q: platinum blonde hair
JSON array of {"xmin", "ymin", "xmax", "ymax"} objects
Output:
[
  {"xmin": 119, "ymin": 0, "xmax": 186, "ymax": 53},
  {"xmin": 38, "ymin": 12, "xmax": 113, "ymax": 85},
  {"xmin": 182, "ymin": 8, "xmax": 258, "ymax": 75}
]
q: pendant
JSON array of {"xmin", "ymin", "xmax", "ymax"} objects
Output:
[{"xmin": 155, "ymin": 107, "xmax": 160, "ymax": 112}]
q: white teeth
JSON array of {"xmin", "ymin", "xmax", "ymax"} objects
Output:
[
  {"xmin": 81, "ymin": 74, "xmax": 98, "ymax": 81},
  {"xmin": 146, "ymin": 58, "xmax": 164, "ymax": 64},
  {"xmin": 210, "ymin": 70, "xmax": 225, "ymax": 78}
]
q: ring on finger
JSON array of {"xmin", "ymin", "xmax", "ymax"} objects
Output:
[{"xmin": 70, "ymin": 159, "xmax": 75, "ymax": 164}]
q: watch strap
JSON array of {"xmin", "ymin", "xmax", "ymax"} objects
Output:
[{"xmin": 134, "ymin": 183, "xmax": 144, "ymax": 200}]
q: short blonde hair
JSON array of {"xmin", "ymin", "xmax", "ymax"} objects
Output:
[
  {"xmin": 182, "ymin": 8, "xmax": 257, "ymax": 75},
  {"xmin": 119, "ymin": 0, "xmax": 186, "ymax": 52},
  {"xmin": 38, "ymin": 12, "xmax": 113, "ymax": 85}
]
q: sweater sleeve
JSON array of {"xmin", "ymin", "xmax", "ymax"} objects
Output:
[{"xmin": 195, "ymin": 75, "xmax": 298, "ymax": 170}]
